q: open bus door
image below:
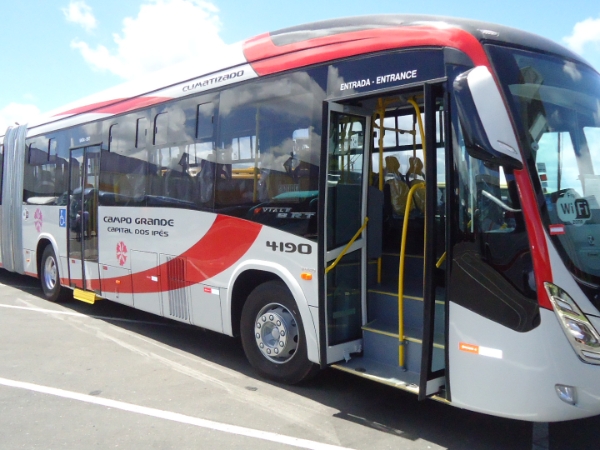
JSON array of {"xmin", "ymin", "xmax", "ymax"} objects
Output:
[
  {"xmin": 321, "ymin": 102, "xmax": 371, "ymax": 364},
  {"xmin": 321, "ymin": 86, "xmax": 449, "ymax": 400},
  {"xmin": 418, "ymin": 83, "xmax": 448, "ymax": 399},
  {"xmin": 68, "ymin": 145, "xmax": 100, "ymax": 294}
]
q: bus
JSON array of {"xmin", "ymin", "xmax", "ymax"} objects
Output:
[{"xmin": 1, "ymin": 14, "xmax": 600, "ymax": 422}]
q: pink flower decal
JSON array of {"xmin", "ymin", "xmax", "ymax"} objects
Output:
[
  {"xmin": 34, "ymin": 209, "xmax": 43, "ymax": 233},
  {"xmin": 116, "ymin": 241, "xmax": 128, "ymax": 266}
]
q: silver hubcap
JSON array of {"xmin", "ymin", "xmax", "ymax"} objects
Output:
[
  {"xmin": 44, "ymin": 256, "xmax": 57, "ymax": 291},
  {"xmin": 254, "ymin": 303, "xmax": 298, "ymax": 364}
]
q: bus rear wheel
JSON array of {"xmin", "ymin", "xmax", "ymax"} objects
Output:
[
  {"xmin": 240, "ymin": 280, "xmax": 318, "ymax": 384},
  {"xmin": 40, "ymin": 246, "xmax": 65, "ymax": 302}
]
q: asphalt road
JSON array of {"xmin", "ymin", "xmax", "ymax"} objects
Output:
[{"xmin": 0, "ymin": 269, "xmax": 598, "ymax": 449}]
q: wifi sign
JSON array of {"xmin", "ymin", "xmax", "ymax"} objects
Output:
[{"xmin": 557, "ymin": 191, "xmax": 591, "ymax": 226}]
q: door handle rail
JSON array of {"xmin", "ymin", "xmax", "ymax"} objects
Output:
[{"xmin": 325, "ymin": 217, "xmax": 369, "ymax": 274}]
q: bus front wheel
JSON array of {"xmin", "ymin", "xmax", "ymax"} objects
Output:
[
  {"xmin": 40, "ymin": 246, "xmax": 65, "ymax": 302},
  {"xmin": 240, "ymin": 281, "xmax": 318, "ymax": 384}
]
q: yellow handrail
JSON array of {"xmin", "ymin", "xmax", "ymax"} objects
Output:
[
  {"xmin": 397, "ymin": 184, "xmax": 422, "ymax": 369},
  {"xmin": 325, "ymin": 217, "xmax": 369, "ymax": 274},
  {"xmin": 374, "ymin": 96, "xmax": 400, "ymax": 284},
  {"xmin": 376, "ymin": 99, "xmax": 385, "ymax": 284},
  {"xmin": 436, "ymin": 252, "xmax": 447, "ymax": 269},
  {"xmin": 398, "ymin": 97, "xmax": 428, "ymax": 370},
  {"xmin": 407, "ymin": 97, "xmax": 426, "ymax": 158}
]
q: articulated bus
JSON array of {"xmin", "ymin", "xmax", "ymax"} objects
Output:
[{"xmin": 2, "ymin": 15, "xmax": 600, "ymax": 422}]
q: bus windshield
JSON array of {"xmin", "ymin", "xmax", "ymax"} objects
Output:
[{"xmin": 489, "ymin": 45, "xmax": 600, "ymax": 288}]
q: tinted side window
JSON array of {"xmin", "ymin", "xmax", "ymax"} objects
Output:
[
  {"xmin": 197, "ymin": 103, "xmax": 214, "ymax": 140},
  {"xmin": 24, "ymin": 138, "xmax": 55, "ymax": 203},
  {"xmin": 136, "ymin": 117, "xmax": 147, "ymax": 148},
  {"xmin": 145, "ymin": 97, "xmax": 217, "ymax": 209},
  {"xmin": 216, "ymin": 69, "xmax": 325, "ymax": 239},
  {"xmin": 99, "ymin": 115, "xmax": 147, "ymax": 206},
  {"xmin": 154, "ymin": 112, "xmax": 169, "ymax": 147},
  {"xmin": 23, "ymin": 134, "xmax": 70, "ymax": 205}
]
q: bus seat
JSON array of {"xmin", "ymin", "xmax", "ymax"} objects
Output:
[
  {"xmin": 405, "ymin": 156, "xmax": 426, "ymax": 213},
  {"xmin": 215, "ymin": 178, "xmax": 243, "ymax": 205},
  {"xmin": 406, "ymin": 156, "xmax": 425, "ymax": 186},
  {"xmin": 165, "ymin": 169, "xmax": 194, "ymax": 201},
  {"xmin": 384, "ymin": 155, "xmax": 402, "ymax": 180},
  {"xmin": 411, "ymin": 180, "xmax": 426, "ymax": 213},
  {"xmin": 384, "ymin": 156, "xmax": 412, "ymax": 216},
  {"xmin": 266, "ymin": 170, "xmax": 296, "ymax": 199},
  {"xmin": 196, "ymin": 159, "xmax": 215, "ymax": 205},
  {"xmin": 296, "ymin": 161, "xmax": 313, "ymax": 191},
  {"xmin": 387, "ymin": 177, "xmax": 413, "ymax": 216}
]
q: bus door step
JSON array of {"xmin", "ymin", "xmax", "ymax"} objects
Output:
[
  {"xmin": 73, "ymin": 288, "xmax": 101, "ymax": 305},
  {"xmin": 332, "ymin": 356, "xmax": 420, "ymax": 394}
]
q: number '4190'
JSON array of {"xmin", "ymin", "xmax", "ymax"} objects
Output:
[{"xmin": 266, "ymin": 241, "xmax": 312, "ymax": 254}]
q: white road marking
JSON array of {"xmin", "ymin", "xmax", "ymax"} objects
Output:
[
  {"xmin": 0, "ymin": 377, "xmax": 353, "ymax": 450},
  {"xmin": 0, "ymin": 284, "xmax": 37, "ymax": 289},
  {"xmin": 0, "ymin": 304, "xmax": 173, "ymax": 326},
  {"xmin": 0, "ymin": 303, "xmax": 85, "ymax": 316},
  {"xmin": 2, "ymin": 300, "xmax": 340, "ymax": 442}
]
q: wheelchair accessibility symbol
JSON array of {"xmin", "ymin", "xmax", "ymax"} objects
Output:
[{"xmin": 59, "ymin": 209, "xmax": 67, "ymax": 228}]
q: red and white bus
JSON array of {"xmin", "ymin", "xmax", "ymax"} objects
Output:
[{"xmin": 2, "ymin": 15, "xmax": 600, "ymax": 422}]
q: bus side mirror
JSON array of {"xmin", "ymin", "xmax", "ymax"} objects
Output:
[{"xmin": 453, "ymin": 66, "xmax": 523, "ymax": 170}]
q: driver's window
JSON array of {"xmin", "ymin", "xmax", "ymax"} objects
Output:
[
  {"xmin": 536, "ymin": 131, "xmax": 579, "ymax": 195},
  {"xmin": 455, "ymin": 147, "xmax": 519, "ymax": 235},
  {"xmin": 452, "ymin": 115, "xmax": 536, "ymax": 300}
]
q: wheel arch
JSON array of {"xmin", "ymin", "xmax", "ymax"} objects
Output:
[
  {"xmin": 36, "ymin": 235, "xmax": 61, "ymax": 279},
  {"xmin": 225, "ymin": 260, "xmax": 320, "ymax": 364},
  {"xmin": 229, "ymin": 269, "xmax": 279, "ymax": 337}
]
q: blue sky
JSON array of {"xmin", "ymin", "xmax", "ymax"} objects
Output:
[{"xmin": 1, "ymin": 0, "xmax": 600, "ymax": 131}]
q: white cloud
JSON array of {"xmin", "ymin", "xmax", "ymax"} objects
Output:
[
  {"xmin": 70, "ymin": 0, "xmax": 226, "ymax": 80},
  {"xmin": 0, "ymin": 103, "xmax": 41, "ymax": 132},
  {"xmin": 564, "ymin": 16, "xmax": 600, "ymax": 70},
  {"xmin": 62, "ymin": 1, "xmax": 97, "ymax": 33}
]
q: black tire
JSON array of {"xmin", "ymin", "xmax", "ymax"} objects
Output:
[
  {"xmin": 240, "ymin": 280, "xmax": 319, "ymax": 384},
  {"xmin": 40, "ymin": 245, "xmax": 66, "ymax": 302}
]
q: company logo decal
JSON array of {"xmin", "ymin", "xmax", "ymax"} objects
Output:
[
  {"xmin": 182, "ymin": 70, "xmax": 245, "ymax": 93},
  {"xmin": 104, "ymin": 215, "xmax": 173, "ymax": 237},
  {"xmin": 116, "ymin": 241, "xmax": 128, "ymax": 266},
  {"xmin": 34, "ymin": 209, "xmax": 43, "ymax": 233}
]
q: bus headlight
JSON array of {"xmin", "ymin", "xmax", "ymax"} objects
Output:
[{"xmin": 545, "ymin": 283, "xmax": 600, "ymax": 365}]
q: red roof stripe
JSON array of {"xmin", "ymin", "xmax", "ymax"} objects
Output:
[
  {"xmin": 55, "ymin": 96, "xmax": 172, "ymax": 117},
  {"xmin": 243, "ymin": 26, "xmax": 491, "ymax": 76},
  {"xmin": 54, "ymin": 99, "xmax": 124, "ymax": 116}
]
